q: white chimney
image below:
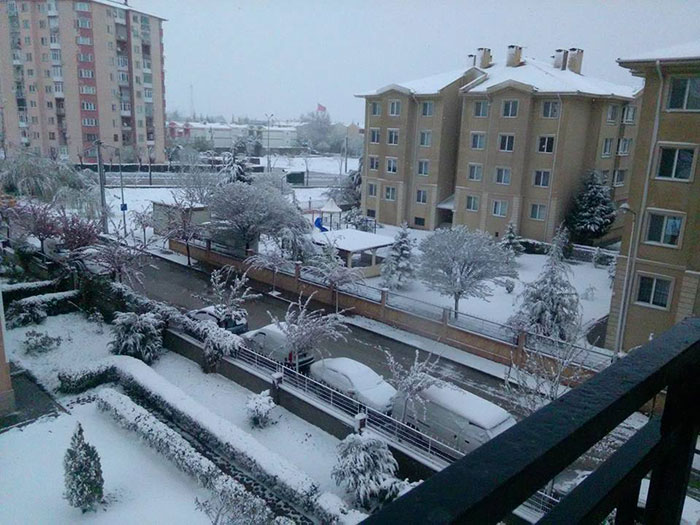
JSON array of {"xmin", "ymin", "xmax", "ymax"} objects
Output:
[
  {"xmin": 553, "ymin": 49, "xmax": 568, "ymax": 70},
  {"xmin": 468, "ymin": 54, "xmax": 476, "ymax": 67},
  {"xmin": 506, "ymin": 45, "xmax": 523, "ymax": 67},
  {"xmin": 477, "ymin": 48, "xmax": 492, "ymax": 69},
  {"xmin": 567, "ymin": 48, "xmax": 584, "ymax": 74}
]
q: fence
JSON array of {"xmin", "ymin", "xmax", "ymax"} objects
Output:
[{"xmin": 524, "ymin": 333, "xmax": 613, "ymax": 372}]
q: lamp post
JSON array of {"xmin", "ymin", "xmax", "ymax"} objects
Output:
[
  {"xmin": 264, "ymin": 113, "xmax": 273, "ymax": 172},
  {"xmin": 117, "ymin": 148, "xmax": 127, "ymax": 236},
  {"xmin": 613, "ymin": 202, "xmax": 637, "ymax": 362}
]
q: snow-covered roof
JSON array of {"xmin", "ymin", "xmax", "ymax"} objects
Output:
[
  {"xmin": 312, "ymin": 358, "xmax": 383, "ymax": 389},
  {"xmin": 93, "ymin": 0, "xmax": 166, "ymax": 21},
  {"xmin": 422, "ymin": 383, "xmax": 514, "ymax": 430},
  {"xmin": 437, "ymin": 194, "xmax": 455, "ymax": 211},
  {"xmin": 320, "ymin": 198, "xmax": 342, "ymax": 214},
  {"xmin": 356, "ymin": 69, "xmax": 468, "ymax": 97},
  {"xmin": 463, "ymin": 57, "xmax": 638, "ymax": 99},
  {"xmin": 618, "ymin": 40, "xmax": 700, "ymax": 65},
  {"xmin": 311, "ymin": 229, "xmax": 394, "ymax": 252}
]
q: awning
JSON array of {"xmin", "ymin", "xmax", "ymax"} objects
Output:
[{"xmin": 437, "ymin": 194, "xmax": 455, "ymax": 211}]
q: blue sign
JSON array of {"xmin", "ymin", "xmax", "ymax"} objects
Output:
[{"xmin": 120, "ymin": 203, "xmax": 128, "ymax": 211}]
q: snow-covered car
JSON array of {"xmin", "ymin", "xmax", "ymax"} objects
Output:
[
  {"xmin": 309, "ymin": 358, "xmax": 396, "ymax": 414},
  {"xmin": 241, "ymin": 323, "xmax": 315, "ymax": 371},
  {"xmin": 186, "ymin": 305, "xmax": 248, "ymax": 335}
]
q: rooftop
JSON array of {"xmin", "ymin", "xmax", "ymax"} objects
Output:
[
  {"xmin": 93, "ymin": 0, "xmax": 166, "ymax": 21},
  {"xmin": 311, "ymin": 229, "xmax": 394, "ymax": 253},
  {"xmin": 356, "ymin": 69, "xmax": 468, "ymax": 97},
  {"xmin": 618, "ymin": 40, "xmax": 700, "ymax": 65}
]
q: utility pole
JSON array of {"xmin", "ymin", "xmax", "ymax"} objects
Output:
[
  {"xmin": 344, "ymin": 133, "xmax": 349, "ymax": 173},
  {"xmin": 94, "ymin": 140, "xmax": 109, "ymax": 234},
  {"xmin": 265, "ymin": 113, "xmax": 273, "ymax": 172},
  {"xmin": 117, "ymin": 149, "xmax": 127, "ymax": 236}
]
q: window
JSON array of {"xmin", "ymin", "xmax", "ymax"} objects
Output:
[
  {"xmin": 622, "ymin": 105, "xmax": 637, "ymax": 124},
  {"xmin": 636, "ymin": 275, "xmax": 671, "ymax": 308},
  {"xmin": 75, "ymin": 1, "xmax": 90, "ymax": 11},
  {"xmin": 25, "ymin": 52, "xmax": 32, "ymax": 61},
  {"xmin": 369, "ymin": 156, "xmax": 379, "ymax": 170},
  {"xmin": 492, "ymin": 200, "xmax": 508, "ymax": 217},
  {"xmin": 384, "ymin": 186, "xmax": 397, "ymax": 201},
  {"xmin": 80, "ymin": 85, "xmax": 96, "ymax": 94},
  {"xmin": 366, "ymin": 209, "xmax": 376, "ymax": 218},
  {"xmin": 668, "ymin": 77, "xmax": 700, "ymax": 110},
  {"xmin": 617, "ymin": 138, "xmax": 632, "ymax": 156},
  {"xmin": 51, "ymin": 49, "xmax": 61, "ymax": 61},
  {"xmin": 502, "ymin": 100, "xmax": 518, "ymax": 117},
  {"xmin": 144, "ymin": 88, "xmax": 153, "ymax": 99},
  {"xmin": 28, "ymin": 84, "xmax": 37, "ymax": 93},
  {"xmin": 77, "ymin": 17, "xmax": 91, "ymax": 28},
  {"xmin": 419, "ymin": 130, "xmax": 432, "ymax": 147},
  {"xmin": 495, "ymin": 167, "xmax": 511, "ymax": 185},
  {"xmin": 645, "ymin": 211, "xmax": 683, "ymax": 247},
  {"xmin": 41, "ymin": 37, "xmax": 48, "ymax": 46},
  {"xmin": 81, "ymin": 101, "xmax": 96, "ymax": 111},
  {"xmin": 474, "ymin": 100, "xmax": 488, "ymax": 117},
  {"xmin": 51, "ymin": 65, "xmax": 63, "ymax": 77},
  {"xmin": 530, "ymin": 204, "xmax": 547, "ymax": 221},
  {"xmin": 31, "ymin": 116, "xmax": 38, "ymax": 124},
  {"xmin": 77, "ymin": 36, "xmax": 92, "ymax": 45},
  {"xmin": 27, "ymin": 69, "xmax": 34, "ymax": 77},
  {"xmin": 386, "ymin": 158, "xmax": 397, "ymax": 173},
  {"xmin": 82, "ymin": 118, "xmax": 97, "ymax": 126},
  {"xmin": 422, "ymin": 100, "xmax": 434, "ymax": 117},
  {"xmin": 369, "ymin": 128, "xmax": 380, "ymax": 144},
  {"xmin": 370, "ymin": 101, "xmax": 381, "ymax": 116},
  {"xmin": 387, "ymin": 129, "xmax": 399, "ymax": 145},
  {"xmin": 367, "ymin": 183, "xmax": 377, "ymax": 196},
  {"xmin": 657, "ymin": 147, "xmax": 694, "ymax": 180},
  {"xmin": 418, "ymin": 160, "xmax": 429, "ymax": 175},
  {"xmin": 414, "ymin": 217, "xmax": 425, "ymax": 227},
  {"xmin": 78, "ymin": 68, "xmax": 93, "ymax": 78},
  {"xmin": 389, "ymin": 100, "xmax": 401, "ymax": 116},
  {"xmin": 602, "ymin": 138, "xmax": 613, "ymax": 158},
  {"xmin": 538, "ymin": 136, "xmax": 555, "ymax": 153},
  {"xmin": 600, "ymin": 170, "xmax": 610, "ymax": 183},
  {"xmin": 471, "ymin": 132, "xmax": 486, "ymax": 150},
  {"xmin": 542, "ymin": 100, "xmax": 560, "ymax": 118},
  {"xmin": 533, "ymin": 170, "xmax": 550, "ymax": 187},
  {"xmin": 468, "ymin": 163, "xmax": 483, "ymax": 181},
  {"xmin": 416, "ymin": 189, "xmax": 428, "ymax": 203},
  {"xmin": 499, "ymin": 134, "xmax": 514, "ymax": 152},
  {"xmin": 54, "ymin": 82, "xmax": 63, "ymax": 93},
  {"xmin": 606, "ymin": 104, "xmax": 619, "ymax": 123},
  {"xmin": 465, "ymin": 195, "xmax": 479, "ymax": 212},
  {"xmin": 613, "ymin": 169, "xmax": 627, "ymax": 187},
  {"xmin": 78, "ymin": 53, "xmax": 93, "ymax": 62}
]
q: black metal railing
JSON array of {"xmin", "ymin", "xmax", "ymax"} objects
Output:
[{"xmin": 365, "ymin": 317, "xmax": 700, "ymax": 524}]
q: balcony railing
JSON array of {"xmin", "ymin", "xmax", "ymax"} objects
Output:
[{"xmin": 367, "ymin": 317, "xmax": 700, "ymax": 524}]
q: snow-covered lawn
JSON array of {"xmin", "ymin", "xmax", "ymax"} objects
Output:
[{"xmin": 264, "ymin": 155, "xmax": 359, "ymax": 175}]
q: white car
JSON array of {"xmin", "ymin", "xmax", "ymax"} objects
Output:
[
  {"xmin": 186, "ymin": 305, "xmax": 248, "ymax": 335},
  {"xmin": 242, "ymin": 323, "xmax": 315, "ymax": 371},
  {"xmin": 309, "ymin": 358, "xmax": 396, "ymax": 414}
]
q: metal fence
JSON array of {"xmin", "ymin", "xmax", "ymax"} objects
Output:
[{"xmin": 524, "ymin": 333, "xmax": 613, "ymax": 372}]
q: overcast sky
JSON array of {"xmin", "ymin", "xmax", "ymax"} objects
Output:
[{"xmin": 128, "ymin": 0, "xmax": 700, "ymax": 124}]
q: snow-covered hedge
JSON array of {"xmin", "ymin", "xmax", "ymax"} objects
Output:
[
  {"xmin": 96, "ymin": 388, "xmax": 273, "ymax": 524},
  {"xmin": 6, "ymin": 290, "xmax": 79, "ymax": 328},
  {"xmin": 59, "ymin": 356, "xmax": 365, "ymax": 524},
  {"xmin": 108, "ymin": 312, "xmax": 164, "ymax": 364},
  {"xmin": 1, "ymin": 279, "xmax": 56, "ymax": 293}
]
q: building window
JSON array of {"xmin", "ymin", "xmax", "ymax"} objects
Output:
[
  {"xmin": 530, "ymin": 204, "xmax": 547, "ymax": 221},
  {"xmin": 82, "ymin": 118, "xmax": 97, "ymax": 126},
  {"xmin": 465, "ymin": 195, "xmax": 479, "ymax": 212},
  {"xmin": 54, "ymin": 82, "xmax": 63, "ymax": 93},
  {"xmin": 622, "ymin": 105, "xmax": 637, "ymax": 124},
  {"xmin": 75, "ymin": 1, "xmax": 90, "ymax": 11},
  {"xmin": 369, "ymin": 156, "xmax": 379, "ymax": 170},
  {"xmin": 80, "ymin": 85, "xmax": 96, "ymax": 94},
  {"xmin": 416, "ymin": 189, "xmax": 428, "ymax": 203},
  {"xmin": 645, "ymin": 211, "xmax": 683, "ymax": 247},
  {"xmin": 657, "ymin": 146, "xmax": 694, "ymax": 180},
  {"xmin": 474, "ymin": 100, "xmax": 488, "ymax": 117},
  {"xmin": 419, "ymin": 130, "xmax": 432, "ymax": 147},
  {"xmin": 617, "ymin": 138, "xmax": 632, "ymax": 156},
  {"xmin": 495, "ymin": 167, "xmax": 511, "ymax": 185},
  {"xmin": 387, "ymin": 129, "xmax": 399, "ymax": 145},
  {"xmin": 386, "ymin": 158, "xmax": 398, "ymax": 173},
  {"xmin": 77, "ymin": 17, "xmax": 91, "ymax": 28},
  {"xmin": 77, "ymin": 36, "xmax": 92, "ymax": 45},
  {"xmin": 613, "ymin": 169, "xmax": 627, "ymax": 187},
  {"xmin": 389, "ymin": 100, "xmax": 401, "ymax": 116},
  {"xmin": 52, "ymin": 65, "xmax": 63, "ymax": 77},
  {"xmin": 81, "ymin": 101, "xmax": 96, "ymax": 111},
  {"xmin": 51, "ymin": 49, "xmax": 61, "ymax": 61},
  {"xmin": 366, "ymin": 209, "xmax": 376, "ymax": 218},
  {"xmin": 384, "ymin": 186, "xmax": 397, "ymax": 201},
  {"xmin": 602, "ymin": 138, "xmax": 613, "ymax": 158},
  {"xmin": 636, "ymin": 275, "xmax": 671, "ymax": 309},
  {"xmin": 530, "ymin": 170, "xmax": 550, "ymax": 187},
  {"xmin": 422, "ymin": 100, "xmax": 434, "ymax": 116},
  {"xmin": 502, "ymin": 100, "xmax": 518, "ymax": 117},
  {"xmin": 416, "ymin": 159, "xmax": 429, "ymax": 176},
  {"xmin": 414, "ymin": 217, "xmax": 425, "ymax": 227},
  {"xmin": 471, "ymin": 132, "xmax": 486, "ymax": 150},
  {"xmin": 367, "ymin": 183, "xmax": 377, "ymax": 197},
  {"xmin": 499, "ymin": 134, "xmax": 514, "ymax": 152},
  {"xmin": 78, "ymin": 53, "xmax": 94, "ymax": 62},
  {"xmin": 606, "ymin": 104, "xmax": 619, "ymax": 123},
  {"xmin": 492, "ymin": 200, "xmax": 508, "ymax": 217},
  {"xmin": 542, "ymin": 100, "xmax": 560, "ymax": 118},
  {"xmin": 78, "ymin": 69, "xmax": 94, "ymax": 78},
  {"xmin": 369, "ymin": 128, "xmax": 380, "ymax": 144},
  {"xmin": 668, "ymin": 77, "xmax": 700, "ymax": 110},
  {"xmin": 371, "ymin": 101, "xmax": 381, "ymax": 116},
  {"xmin": 468, "ymin": 163, "xmax": 483, "ymax": 181},
  {"xmin": 538, "ymin": 136, "xmax": 555, "ymax": 153}
]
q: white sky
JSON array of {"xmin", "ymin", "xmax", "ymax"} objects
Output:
[{"xmin": 127, "ymin": 0, "xmax": 700, "ymax": 124}]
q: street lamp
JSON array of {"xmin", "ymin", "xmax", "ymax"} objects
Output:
[
  {"xmin": 613, "ymin": 202, "xmax": 637, "ymax": 362},
  {"xmin": 264, "ymin": 113, "xmax": 273, "ymax": 172}
]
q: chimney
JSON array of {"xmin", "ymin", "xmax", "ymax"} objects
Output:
[
  {"xmin": 553, "ymin": 49, "xmax": 568, "ymax": 70},
  {"xmin": 477, "ymin": 48, "xmax": 492, "ymax": 69},
  {"xmin": 567, "ymin": 48, "xmax": 584, "ymax": 74},
  {"xmin": 506, "ymin": 45, "xmax": 523, "ymax": 67},
  {"xmin": 468, "ymin": 54, "xmax": 476, "ymax": 67}
]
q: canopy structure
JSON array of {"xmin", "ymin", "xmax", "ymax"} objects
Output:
[{"xmin": 311, "ymin": 229, "xmax": 394, "ymax": 277}]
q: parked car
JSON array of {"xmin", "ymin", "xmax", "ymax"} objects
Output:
[
  {"xmin": 309, "ymin": 358, "xmax": 396, "ymax": 414},
  {"xmin": 186, "ymin": 305, "xmax": 248, "ymax": 335},
  {"xmin": 392, "ymin": 382, "xmax": 517, "ymax": 454},
  {"xmin": 241, "ymin": 323, "xmax": 315, "ymax": 371}
]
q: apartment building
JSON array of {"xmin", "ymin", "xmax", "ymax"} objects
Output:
[
  {"xmin": 167, "ymin": 121, "xmax": 299, "ymax": 153},
  {"xmin": 0, "ymin": 0, "xmax": 166, "ymax": 163},
  {"xmin": 356, "ymin": 70, "xmax": 469, "ymax": 229},
  {"xmin": 606, "ymin": 41, "xmax": 700, "ymax": 352}
]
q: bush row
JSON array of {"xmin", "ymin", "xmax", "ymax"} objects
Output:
[{"xmin": 6, "ymin": 290, "xmax": 80, "ymax": 328}]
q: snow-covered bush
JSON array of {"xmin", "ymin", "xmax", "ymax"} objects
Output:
[
  {"xmin": 23, "ymin": 330, "xmax": 62, "ymax": 355},
  {"xmin": 504, "ymin": 279, "xmax": 515, "ymax": 294},
  {"xmin": 6, "ymin": 299, "xmax": 47, "ymax": 328},
  {"xmin": 86, "ymin": 310, "xmax": 105, "ymax": 334},
  {"xmin": 565, "ymin": 170, "xmax": 616, "ymax": 244},
  {"xmin": 108, "ymin": 312, "xmax": 164, "ymax": 364},
  {"xmin": 500, "ymin": 222, "xmax": 524, "ymax": 259},
  {"xmin": 380, "ymin": 223, "xmax": 415, "ymax": 290},
  {"xmin": 197, "ymin": 320, "xmax": 240, "ymax": 372},
  {"xmin": 63, "ymin": 422, "xmax": 104, "ymax": 513},
  {"xmin": 581, "ymin": 284, "xmax": 597, "ymax": 301},
  {"xmin": 245, "ymin": 390, "xmax": 276, "ymax": 429}
]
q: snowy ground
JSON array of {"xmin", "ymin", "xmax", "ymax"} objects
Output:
[{"xmin": 263, "ymin": 155, "xmax": 359, "ymax": 175}]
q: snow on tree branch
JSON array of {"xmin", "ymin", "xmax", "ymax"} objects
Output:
[{"xmin": 384, "ymin": 349, "xmax": 440, "ymax": 423}]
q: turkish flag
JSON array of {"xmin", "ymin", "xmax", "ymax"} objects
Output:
[{"xmin": 317, "ymin": 103, "xmax": 327, "ymax": 112}]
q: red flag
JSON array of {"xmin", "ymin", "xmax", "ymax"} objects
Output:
[{"xmin": 317, "ymin": 103, "xmax": 327, "ymax": 112}]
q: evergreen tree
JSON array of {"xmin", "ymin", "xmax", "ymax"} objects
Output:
[
  {"xmin": 380, "ymin": 223, "xmax": 416, "ymax": 290},
  {"xmin": 64, "ymin": 423, "xmax": 104, "ymax": 513},
  {"xmin": 566, "ymin": 171, "xmax": 616, "ymax": 244},
  {"xmin": 499, "ymin": 222, "xmax": 524, "ymax": 258}
]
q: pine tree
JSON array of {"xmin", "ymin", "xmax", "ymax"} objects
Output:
[
  {"xmin": 499, "ymin": 222, "xmax": 525, "ymax": 258},
  {"xmin": 64, "ymin": 423, "xmax": 104, "ymax": 513},
  {"xmin": 380, "ymin": 223, "xmax": 416, "ymax": 290},
  {"xmin": 566, "ymin": 171, "xmax": 616, "ymax": 244}
]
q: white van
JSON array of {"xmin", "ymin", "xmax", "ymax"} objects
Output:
[{"xmin": 392, "ymin": 383, "xmax": 517, "ymax": 454}]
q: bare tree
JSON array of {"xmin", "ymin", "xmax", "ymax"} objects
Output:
[
  {"xmin": 245, "ymin": 250, "xmax": 291, "ymax": 294},
  {"xmin": 179, "ymin": 165, "xmax": 220, "ymax": 206},
  {"xmin": 15, "ymin": 200, "xmax": 61, "ymax": 253},
  {"xmin": 305, "ymin": 242, "xmax": 365, "ymax": 312},
  {"xmin": 130, "ymin": 208, "xmax": 154, "ymax": 246},
  {"xmin": 196, "ymin": 266, "xmax": 260, "ymax": 326},
  {"xmin": 384, "ymin": 349, "xmax": 440, "ymax": 423},
  {"xmin": 77, "ymin": 225, "xmax": 149, "ymax": 286},
  {"xmin": 161, "ymin": 192, "xmax": 206, "ymax": 266},
  {"xmin": 59, "ymin": 209, "xmax": 100, "ymax": 251}
]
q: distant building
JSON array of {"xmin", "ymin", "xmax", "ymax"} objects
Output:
[
  {"xmin": 0, "ymin": 0, "xmax": 167, "ymax": 163},
  {"xmin": 606, "ymin": 41, "xmax": 700, "ymax": 352},
  {"xmin": 167, "ymin": 120, "xmax": 298, "ymax": 153}
]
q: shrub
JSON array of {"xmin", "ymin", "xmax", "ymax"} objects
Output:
[
  {"xmin": 504, "ymin": 280, "xmax": 515, "ymax": 294},
  {"xmin": 86, "ymin": 310, "xmax": 105, "ymax": 334},
  {"xmin": 245, "ymin": 390, "xmax": 276, "ymax": 429},
  {"xmin": 6, "ymin": 300, "xmax": 47, "ymax": 328},
  {"xmin": 63, "ymin": 422, "xmax": 104, "ymax": 513},
  {"xmin": 23, "ymin": 330, "xmax": 62, "ymax": 355},
  {"xmin": 108, "ymin": 312, "xmax": 164, "ymax": 364}
]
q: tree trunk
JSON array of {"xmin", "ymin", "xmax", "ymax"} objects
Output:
[
  {"xmin": 453, "ymin": 294, "xmax": 460, "ymax": 319},
  {"xmin": 186, "ymin": 241, "xmax": 191, "ymax": 266},
  {"xmin": 142, "ymin": 228, "xmax": 147, "ymax": 246},
  {"xmin": 272, "ymin": 270, "xmax": 277, "ymax": 293}
]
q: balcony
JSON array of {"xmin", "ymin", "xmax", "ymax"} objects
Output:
[
  {"xmin": 12, "ymin": 52, "xmax": 22, "ymax": 65},
  {"xmin": 142, "ymin": 59, "xmax": 152, "ymax": 72},
  {"xmin": 120, "ymin": 102, "xmax": 132, "ymax": 116},
  {"xmin": 118, "ymin": 76, "xmax": 130, "ymax": 87},
  {"xmin": 369, "ymin": 318, "xmax": 700, "ymax": 524},
  {"xmin": 116, "ymin": 25, "xmax": 128, "ymax": 41},
  {"xmin": 50, "ymin": 40, "xmax": 61, "ymax": 50},
  {"xmin": 56, "ymin": 106, "xmax": 65, "ymax": 116}
]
